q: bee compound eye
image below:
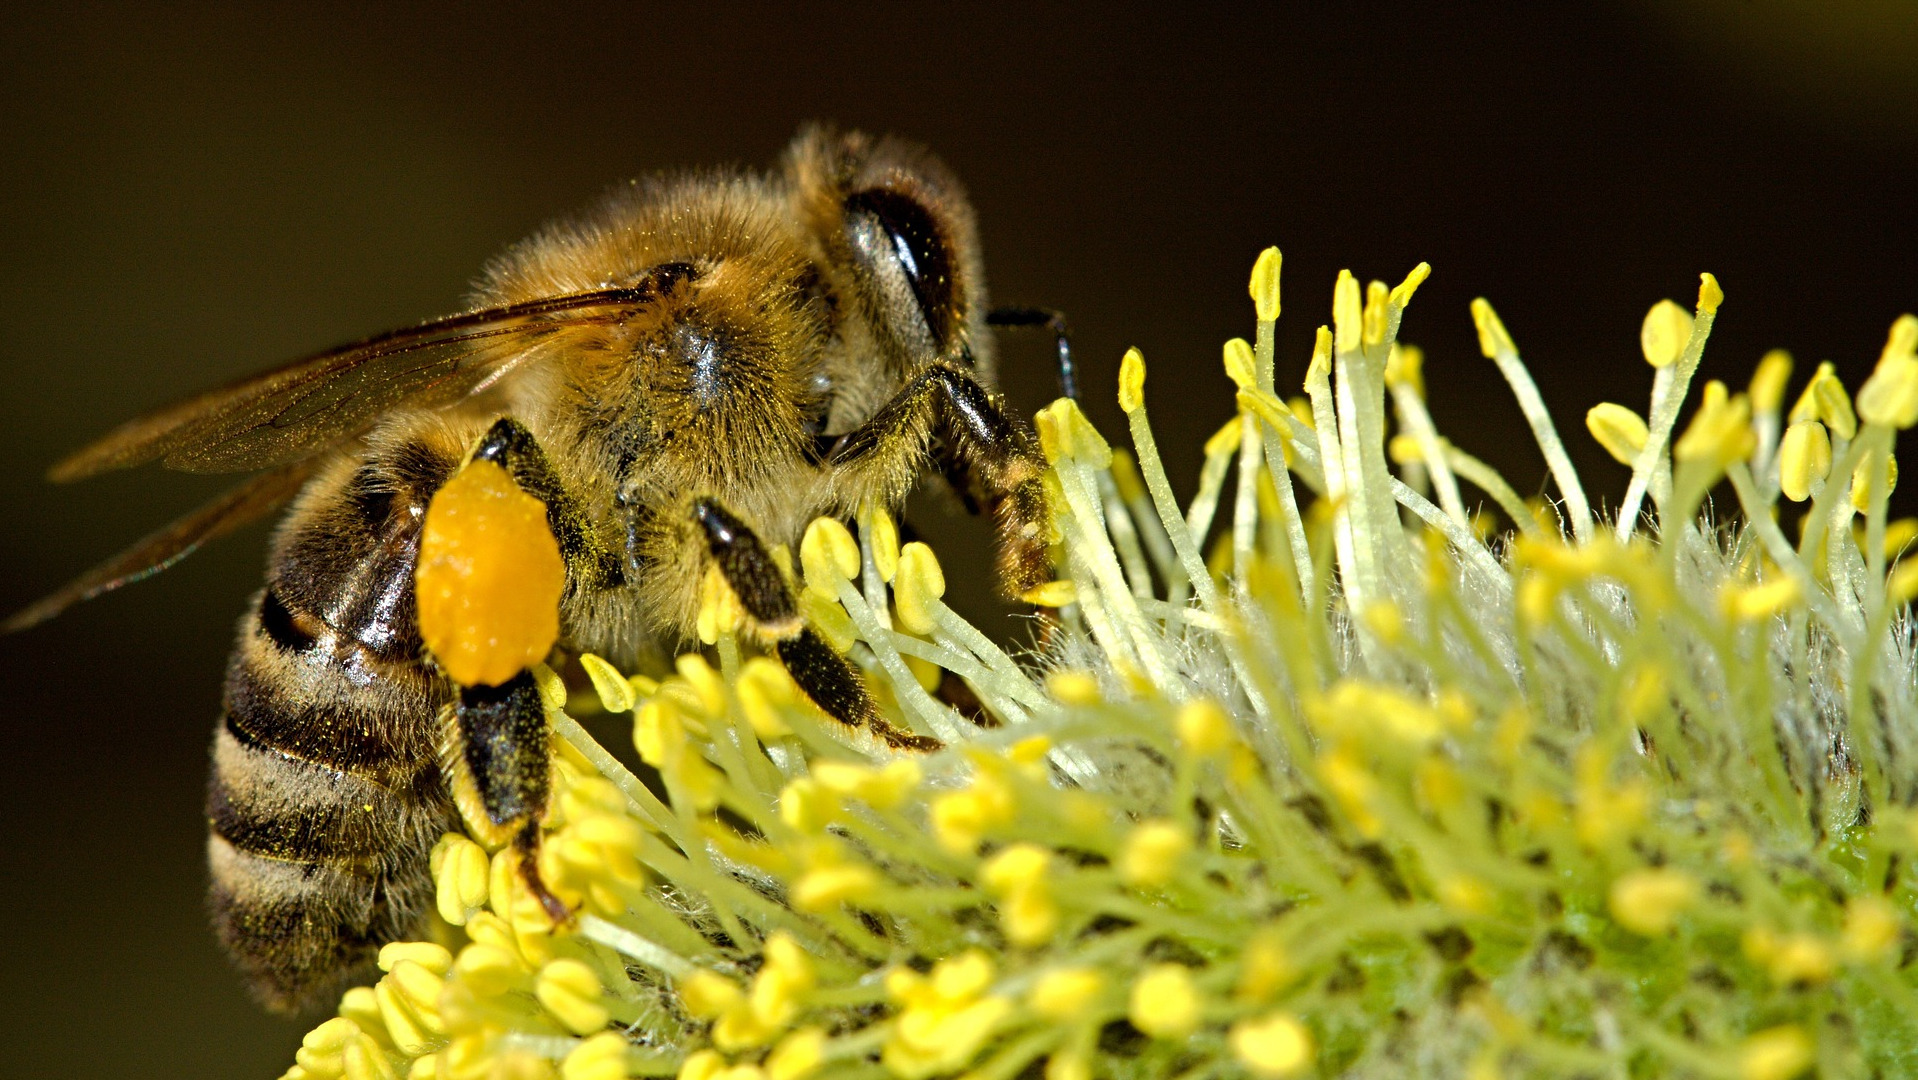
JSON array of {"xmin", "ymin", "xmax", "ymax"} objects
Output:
[{"xmin": 842, "ymin": 188, "xmax": 954, "ymax": 352}]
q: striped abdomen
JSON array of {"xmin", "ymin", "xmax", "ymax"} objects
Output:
[{"xmin": 206, "ymin": 445, "xmax": 459, "ymax": 1013}]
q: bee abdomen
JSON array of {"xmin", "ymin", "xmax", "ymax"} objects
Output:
[{"xmin": 207, "ymin": 443, "xmax": 460, "ymax": 1013}]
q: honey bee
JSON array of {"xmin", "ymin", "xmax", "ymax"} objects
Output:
[{"xmin": 9, "ymin": 127, "xmax": 1072, "ymax": 1013}]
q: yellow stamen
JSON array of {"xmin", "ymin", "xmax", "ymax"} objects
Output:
[
  {"xmin": 1249, "ymin": 247, "xmax": 1282, "ymax": 322},
  {"xmin": 1639, "ymin": 299, "xmax": 1693, "ymax": 369}
]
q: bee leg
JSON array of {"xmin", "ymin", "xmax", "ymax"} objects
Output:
[
  {"xmin": 691, "ymin": 498, "xmax": 940, "ymax": 752},
  {"xmin": 469, "ymin": 417, "xmax": 623, "ymax": 589},
  {"xmin": 448, "ymin": 672, "xmax": 570, "ymax": 918},
  {"xmin": 986, "ymin": 306, "xmax": 1077, "ymax": 401},
  {"xmin": 830, "ymin": 363, "xmax": 1053, "ymax": 599}
]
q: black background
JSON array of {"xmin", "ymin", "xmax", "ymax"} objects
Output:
[{"xmin": 2, "ymin": 4, "xmax": 1914, "ymax": 1075}]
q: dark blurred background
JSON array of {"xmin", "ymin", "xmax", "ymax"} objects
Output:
[{"xmin": 2, "ymin": 3, "xmax": 1914, "ymax": 1075}]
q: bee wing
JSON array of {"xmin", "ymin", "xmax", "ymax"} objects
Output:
[
  {"xmin": 4, "ymin": 459, "xmax": 321, "ymax": 632},
  {"xmin": 49, "ymin": 284, "xmax": 669, "ymax": 482}
]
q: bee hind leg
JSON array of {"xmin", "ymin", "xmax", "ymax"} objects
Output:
[
  {"xmin": 446, "ymin": 673, "xmax": 570, "ymax": 921},
  {"xmin": 691, "ymin": 498, "xmax": 939, "ymax": 752}
]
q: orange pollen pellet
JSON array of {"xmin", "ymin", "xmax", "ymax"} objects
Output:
[{"xmin": 415, "ymin": 458, "xmax": 566, "ymax": 686}]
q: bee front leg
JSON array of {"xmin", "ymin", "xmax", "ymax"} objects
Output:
[
  {"xmin": 691, "ymin": 498, "xmax": 940, "ymax": 752},
  {"xmin": 829, "ymin": 363, "xmax": 1053, "ymax": 599}
]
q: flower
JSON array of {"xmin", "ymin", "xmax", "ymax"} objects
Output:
[{"xmin": 279, "ymin": 256, "xmax": 1918, "ymax": 1080}]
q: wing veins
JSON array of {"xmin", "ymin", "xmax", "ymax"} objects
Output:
[{"xmin": 51, "ymin": 284, "xmax": 666, "ymax": 482}]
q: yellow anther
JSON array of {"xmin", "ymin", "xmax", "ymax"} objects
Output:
[
  {"xmin": 562, "ymin": 1032, "xmax": 631, "ymax": 1080},
  {"xmin": 1586, "ymin": 403, "xmax": 1649, "ymax": 465},
  {"xmin": 633, "ymin": 697, "xmax": 686, "ymax": 769},
  {"xmin": 1034, "ymin": 398, "xmax": 1112, "ymax": 466},
  {"xmin": 1230, "ymin": 1012, "xmax": 1315, "ymax": 1078},
  {"xmin": 1332, "ymin": 270, "xmax": 1363, "ymax": 354},
  {"xmin": 678, "ymin": 1050, "xmax": 726, "ymax": 1080},
  {"xmin": 1697, "ymin": 272, "xmax": 1724, "ymax": 313},
  {"xmin": 675, "ymin": 653, "xmax": 727, "ymax": 716},
  {"xmin": 998, "ymin": 882, "xmax": 1060, "ymax": 947},
  {"xmin": 415, "ymin": 457, "xmax": 565, "ymax": 687},
  {"xmin": 1110, "ymin": 448, "xmax": 1147, "ymax": 503},
  {"xmin": 1384, "ymin": 342, "xmax": 1425, "ymax": 395},
  {"xmin": 1128, "ymin": 964, "xmax": 1201, "ymax": 1039},
  {"xmin": 1386, "ymin": 433, "xmax": 1423, "ymax": 466},
  {"xmin": 1890, "ymin": 560, "xmax": 1918, "ymax": 605},
  {"xmin": 375, "ymin": 966, "xmax": 444, "ymax": 1054},
  {"xmin": 1008, "ymin": 735, "xmax": 1052, "ymax": 767},
  {"xmin": 1045, "ymin": 1053, "xmax": 1090, "ymax": 1080},
  {"xmin": 766, "ymin": 1028, "xmax": 826, "ymax": 1080},
  {"xmin": 1223, "ymin": 337, "xmax": 1257, "ymax": 389},
  {"xmin": 792, "ymin": 863, "xmax": 881, "ymax": 911},
  {"xmin": 1306, "ymin": 326, "xmax": 1333, "ymax": 383},
  {"xmin": 341, "ymin": 1031, "xmax": 397, "ymax": 1080},
  {"xmin": 1851, "ymin": 450, "xmax": 1898, "ymax": 513},
  {"xmin": 1738, "ymin": 1026, "xmax": 1814, "ymax": 1080},
  {"xmin": 1119, "ymin": 819, "xmax": 1190, "ymax": 888},
  {"xmin": 1750, "ymin": 349, "xmax": 1793, "ymax": 415},
  {"xmin": 697, "ymin": 564, "xmax": 744, "ymax": 645},
  {"xmin": 868, "ymin": 509, "xmax": 900, "ymax": 583},
  {"xmin": 1204, "ymin": 414, "xmax": 1243, "ymax": 458},
  {"xmin": 1639, "ymin": 299, "xmax": 1693, "ymax": 369},
  {"xmin": 679, "ymin": 970, "xmax": 744, "ymax": 1020},
  {"xmin": 982, "ymin": 843, "xmax": 1050, "ymax": 893},
  {"xmin": 1881, "ymin": 517, "xmax": 1918, "ymax": 559},
  {"xmin": 800, "ymin": 518, "xmax": 860, "ymax": 597},
  {"xmin": 1885, "ymin": 312, "xmax": 1918, "ymax": 364},
  {"xmin": 1045, "ymin": 669, "xmax": 1101, "ymax": 705},
  {"xmin": 812, "ymin": 758, "xmax": 922, "ymax": 810},
  {"xmin": 1019, "ymin": 579, "xmax": 1077, "ymax": 607},
  {"xmin": 1791, "ymin": 362, "xmax": 1857, "ymax": 440},
  {"xmin": 536, "ymin": 959, "xmax": 608, "ymax": 1035},
  {"xmin": 579, "ymin": 653, "xmax": 636, "ymax": 714},
  {"xmin": 1176, "ymin": 698, "xmax": 1233, "ymax": 756},
  {"xmin": 378, "ymin": 942, "xmax": 453, "ymax": 976},
  {"xmin": 1390, "ymin": 261, "xmax": 1431, "ymax": 309},
  {"xmin": 893, "ymin": 541, "xmax": 946, "ymax": 635},
  {"xmin": 1249, "ymin": 247, "xmax": 1282, "ymax": 322},
  {"xmin": 779, "ymin": 777, "xmax": 840, "ymax": 834},
  {"xmin": 1743, "ymin": 925, "xmax": 1835, "ymax": 985},
  {"xmin": 734, "ymin": 657, "xmax": 795, "ymax": 740},
  {"xmin": 1778, "ymin": 420, "xmax": 1831, "ymax": 502},
  {"xmin": 1029, "ymin": 968, "xmax": 1104, "ymax": 1021},
  {"xmin": 930, "ymin": 951, "xmax": 995, "ymax": 1001},
  {"xmin": 1860, "ymin": 347, "xmax": 1918, "ymax": 430},
  {"xmin": 931, "ymin": 771, "xmax": 1016, "ymax": 854},
  {"xmin": 1361, "ymin": 599, "xmax": 1404, "ymax": 646},
  {"xmin": 297, "ymin": 1016, "xmax": 364, "ymax": 1072},
  {"xmin": 1842, "ymin": 895, "xmax": 1900, "ymax": 963},
  {"xmin": 1673, "ymin": 380, "xmax": 1754, "ymax": 466},
  {"xmin": 429, "ymin": 833, "xmax": 489, "ymax": 926},
  {"xmin": 1118, "ymin": 347, "xmax": 1147, "ymax": 413},
  {"xmin": 1469, "ymin": 298, "xmax": 1515, "ymax": 359},
  {"xmin": 452, "ymin": 941, "xmax": 525, "ymax": 998},
  {"xmin": 1362, "ymin": 280, "xmax": 1390, "ymax": 346},
  {"xmin": 1608, "ymin": 867, "xmax": 1697, "ymax": 935},
  {"xmin": 1722, "ymin": 576, "xmax": 1802, "ymax": 621}
]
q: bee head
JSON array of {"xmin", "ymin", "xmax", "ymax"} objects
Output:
[{"xmin": 786, "ymin": 126, "xmax": 992, "ymax": 382}]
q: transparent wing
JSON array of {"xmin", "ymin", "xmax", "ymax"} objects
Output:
[
  {"xmin": 4, "ymin": 459, "xmax": 320, "ymax": 632},
  {"xmin": 50, "ymin": 281, "xmax": 677, "ymax": 481}
]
